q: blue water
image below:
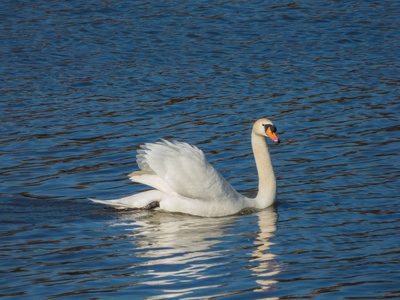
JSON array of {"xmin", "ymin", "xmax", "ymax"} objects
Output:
[{"xmin": 1, "ymin": 0, "xmax": 400, "ymax": 299}]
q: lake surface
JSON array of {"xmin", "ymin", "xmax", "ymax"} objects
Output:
[{"xmin": 1, "ymin": 0, "xmax": 400, "ymax": 299}]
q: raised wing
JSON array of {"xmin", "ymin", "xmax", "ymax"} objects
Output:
[{"xmin": 130, "ymin": 140, "xmax": 239, "ymax": 201}]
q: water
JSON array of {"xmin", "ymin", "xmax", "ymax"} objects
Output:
[{"xmin": 1, "ymin": 0, "xmax": 400, "ymax": 299}]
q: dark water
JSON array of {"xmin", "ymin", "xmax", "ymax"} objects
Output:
[{"xmin": 1, "ymin": 0, "xmax": 400, "ymax": 299}]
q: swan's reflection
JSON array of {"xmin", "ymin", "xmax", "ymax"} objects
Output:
[
  {"xmin": 109, "ymin": 207, "xmax": 280, "ymax": 297},
  {"xmin": 250, "ymin": 208, "xmax": 280, "ymax": 295}
]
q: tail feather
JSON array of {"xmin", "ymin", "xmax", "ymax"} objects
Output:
[{"xmin": 89, "ymin": 190, "xmax": 163, "ymax": 209}]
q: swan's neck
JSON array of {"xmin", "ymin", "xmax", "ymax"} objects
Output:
[{"xmin": 251, "ymin": 131, "xmax": 276, "ymax": 208}]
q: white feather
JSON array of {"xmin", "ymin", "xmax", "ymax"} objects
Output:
[{"xmin": 132, "ymin": 140, "xmax": 239, "ymax": 200}]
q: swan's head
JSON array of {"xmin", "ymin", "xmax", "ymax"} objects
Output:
[{"xmin": 253, "ymin": 118, "xmax": 280, "ymax": 143}]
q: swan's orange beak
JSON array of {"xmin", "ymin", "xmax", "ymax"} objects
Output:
[{"xmin": 267, "ymin": 127, "xmax": 280, "ymax": 143}]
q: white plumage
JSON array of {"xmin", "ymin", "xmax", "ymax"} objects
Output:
[{"xmin": 90, "ymin": 118, "xmax": 280, "ymax": 217}]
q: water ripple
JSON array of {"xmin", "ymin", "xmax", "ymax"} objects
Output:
[{"xmin": 1, "ymin": 0, "xmax": 400, "ymax": 299}]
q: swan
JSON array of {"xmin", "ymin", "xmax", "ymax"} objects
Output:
[{"xmin": 90, "ymin": 118, "xmax": 280, "ymax": 217}]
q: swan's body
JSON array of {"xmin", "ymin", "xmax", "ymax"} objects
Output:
[{"xmin": 90, "ymin": 118, "xmax": 280, "ymax": 217}]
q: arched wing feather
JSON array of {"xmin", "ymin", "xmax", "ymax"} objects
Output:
[{"xmin": 133, "ymin": 140, "xmax": 239, "ymax": 201}]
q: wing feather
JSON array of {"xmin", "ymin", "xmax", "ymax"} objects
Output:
[{"xmin": 130, "ymin": 140, "xmax": 239, "ymax": 201}]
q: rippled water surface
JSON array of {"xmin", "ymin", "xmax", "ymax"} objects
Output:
[{"xmin": 1, "ymin": 0, "xmax": 400, "ymax": 299}]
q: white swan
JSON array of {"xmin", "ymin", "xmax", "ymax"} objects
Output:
[{"xmin": 90, "ymin": 118, "xmax": 280, "ymax": 217}]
